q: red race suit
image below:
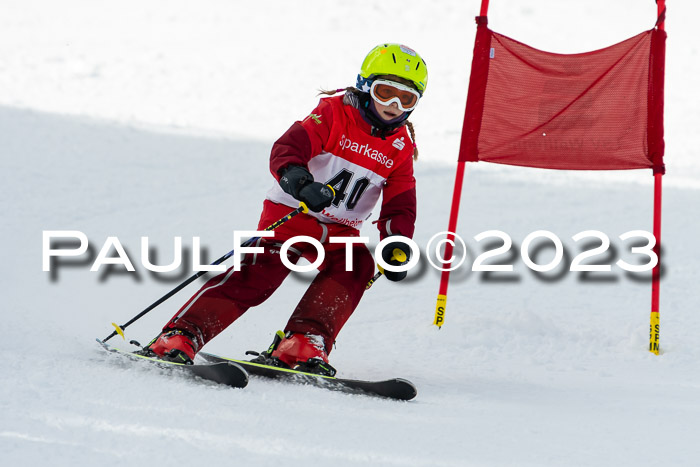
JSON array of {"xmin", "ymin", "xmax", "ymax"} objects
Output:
[{"xmin": 162, "ymin": 95, "xmax": 417, "ymax": 353}]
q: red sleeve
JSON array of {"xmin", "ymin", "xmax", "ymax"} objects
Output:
[
  {"xmin": 269, "ymin": 98, "xmax": 334, "ymax": 180},
  {"xmin": 377, "ymin": 155, "xmax": 416, "ymax": 240}
]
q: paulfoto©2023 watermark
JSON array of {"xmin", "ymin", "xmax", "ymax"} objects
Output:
[{"xmin": 42, "ymin": 229, "xmax": 658, "ymax": 275}]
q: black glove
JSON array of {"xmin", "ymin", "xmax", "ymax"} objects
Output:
[
  {"xmin": 279, "ymin": 165, "xmax": 314, "ymax": 198},
  {"xmin": 298, "ymin": 182, "xmax": 335, "ymax": 212},
  {"xmin": 380, "ymin": 239, "xmax": 412, "ymax": 282},
  {"xmin": 279, "ymin": 165, "xmax": 334, "ymax": 212}
]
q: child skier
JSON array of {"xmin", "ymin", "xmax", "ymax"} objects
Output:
[{"xmin": 143, "ymin": 43, "xmax": 428, "ymax": 375}]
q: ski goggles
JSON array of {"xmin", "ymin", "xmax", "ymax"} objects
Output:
[{"xmin": 369, "ymin": 79, "xmax": 421, "ymax": 112}]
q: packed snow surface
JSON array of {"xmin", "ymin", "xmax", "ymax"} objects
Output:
[{"xmin": 2, "ymin": 1, "xmax": 700, "ymax": 466}]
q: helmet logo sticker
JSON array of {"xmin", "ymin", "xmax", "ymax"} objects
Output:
[{"xmin": 399, "ymin": 45, "xmax": 417, "ymax": 56}]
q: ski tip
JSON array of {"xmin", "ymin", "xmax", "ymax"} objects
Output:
[{"xmin": 394, "ymin": 378, "xmax": 418, "ymax": 401}]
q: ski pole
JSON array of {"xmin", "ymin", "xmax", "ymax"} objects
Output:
[
  {"xmin": 365, "ymin": 248, "xmax": 408, "ymax": 290},
  {"xmin": 102, "ymin": 203, "xmax": 309, "ymax": 343}
]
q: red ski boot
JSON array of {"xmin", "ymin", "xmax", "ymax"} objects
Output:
[
  {"xmin": 271, "ymin": 333, "xmax": 336, "ymax": 376},
  {"xmin": 145, "ymin": 330, "xmax": 198, "ymax": 364}
]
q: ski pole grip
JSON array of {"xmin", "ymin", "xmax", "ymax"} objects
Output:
[
  {"xmin": 376, "ymin": 249, "xmax": 405, "ymax": 274},
  {"xmin": 366, "ymin": 248, "xmax": 408, "ymax": 289},
  {"xmin": 391, "ymin": 248, "xmax": 407, "ymax": 263}
]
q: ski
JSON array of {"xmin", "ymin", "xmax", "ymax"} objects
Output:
[
  {"xmin": 96, "ymin": 339, "xmax": 249, "ymax": 388},
  {"xmin": 198, "ymin": 351, "xmax": 417, "ymax": 401}
]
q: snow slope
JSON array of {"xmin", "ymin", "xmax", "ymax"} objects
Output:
[{"xmin": 2, "ymin": 1, "xmax": 700, "ymax": 466}]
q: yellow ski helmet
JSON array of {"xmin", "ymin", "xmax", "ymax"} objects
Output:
[{"xmin": 357, "ymin": 43, "xmax": 428, "ymax": 96}]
